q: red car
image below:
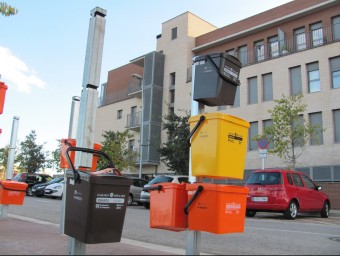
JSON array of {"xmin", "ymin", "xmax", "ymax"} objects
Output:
[{"xmin": 245, "ymin": 169, "xmax": 330, "ymax": 219}]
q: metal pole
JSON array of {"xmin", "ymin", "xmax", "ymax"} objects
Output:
[
  {"xmin": 186, "ymin": 57, "xmax": 201, "ymax": 255},
  {"xmin": 66, "ymin": 7, "xmax": 106, "ymax": 255},
  {"xmin": 1, "ymin": 116, "xmax": 19, "ymax": 219}
]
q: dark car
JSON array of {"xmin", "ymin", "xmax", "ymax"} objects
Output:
[
  {"xmin": 245, "ymin": 169, "xmax": 330, "ymax": 219},
  {"xmin": 12, "ymin": 172, "xmax": 53, "ymax": 196},
  {"xmin": 31, "ymin": 177, "xmax": 64, "ymax": 197},
  {"xmin": 127, "ymin": 177, "xmax": 149, "ymax": 206}
]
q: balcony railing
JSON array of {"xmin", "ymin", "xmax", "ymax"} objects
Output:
[{"xmin": 126, "ymin": 111, "xmax": 141, "ymax": 130}]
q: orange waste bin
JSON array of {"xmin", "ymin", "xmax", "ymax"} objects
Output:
[
  {"xmin": 60, "ymin": 138, "xmax": 101, "ymax": 171},
  {"xmin": 149, "ymin": 182, "xmax": 188, "ymax": 232},
  {"xmin": 185, "ymin": 183, "xmax": 248, "ymax": 234},
  {"xmin": 0, "ymin": 180, "xmax": 28, "ymax": 205},
  {"xmin": 0, "ymin": 81, "xmax": 8, "ymax": 114}
]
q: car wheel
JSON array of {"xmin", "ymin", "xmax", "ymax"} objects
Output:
[
  {"xmin": 320, "ymin": 201, "xmax": 330, "ymax": 218},
  {"xmin": 143, "ymin": 203, "xmax": 150, "ymax": 209},
  {"xmin": 246, "ymin": 209, "xmax": 256, "ymax": 217},
  {"xmin": 284, "ymin": 200, "xmax": 298, "ymax": 219},
  {"xmin": 26, "ymin": 187, "xmax": 33, "ymax": 196},
  {"xmin": 128, "ymin": 194, "xmax": 133, "ymax": 206}
]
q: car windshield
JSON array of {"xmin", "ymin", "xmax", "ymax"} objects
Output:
[
  {"xmin": 12, "ymin": 173, "xmax": 26, "ymax": 181},
  {"xmin": 148, "ymin": 176, "xmax": 174, "ymax": 185},
  {"xmin": 246, "ymin": 172, "xmax": 282, "ymax": 185}
]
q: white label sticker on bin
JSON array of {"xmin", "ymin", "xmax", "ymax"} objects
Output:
[
  {"xmin": 225, "ymin": 203, "xmax": 241, "ymax": 214},
  {"xmin": 96, "ymin": 197, "xmax": 124, "ymax": 204}
]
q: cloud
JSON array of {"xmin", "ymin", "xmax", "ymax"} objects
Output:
[{"xmin": 0, "ymin": 46, "xmax": 46, "ymax": 93}]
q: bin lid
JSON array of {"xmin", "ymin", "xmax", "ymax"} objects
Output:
[
  {"xmin": 67, "ymin": 171, "xmax": 133, "ymax": 186},
  {"xmin": 189, "ymin": 113, "xmax": 250, "ymax": 128},
  {"xmin": 0, "ymin": 82, "xmax": 8, "ymax": 90},
  {"xmin": 186, "ymin": 183, "xmax": 249, "ymax": 194},
  {"xmin": 152, "ymin": 182, "xmax": 186, "ymax": 191},
  {"xmin": 193, "ymin": 52, "xmax": 242, "ymax": 68},
  {"xmin": 0, "ymin": 180, "xmax": 28, "ymax": 191}
]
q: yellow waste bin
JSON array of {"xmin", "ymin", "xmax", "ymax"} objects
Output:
[{"xmin": 189, "ymin": 112, "xmax": 249, "ymax": 179}]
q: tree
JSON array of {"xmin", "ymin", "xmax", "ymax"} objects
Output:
[
  {"xmin": 16, "ymin": 130, "xmax": 48, "ymax": 173},
  {"xmin": 257, "ymin": 94, "xmax": 324, "ymax": 170},
  {"xmin": 159, "ymin": 111, "xmax": 190, "ymax": 175},
  {"xmin": 0, "ymin": 2, "xmax": 18, "ymax": 16},
  {"xmin": 49, "ymin": 139, "xmax": 62, "ymax": 173},
  {"xmin": 97, "ymin": 130, "xmax": 137, "ymax": 171}
]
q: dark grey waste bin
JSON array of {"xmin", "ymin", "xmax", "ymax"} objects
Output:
[
  {"xmin": 64, "ymin": 171, "xmax": 132, "ymax": 244},
  {"xmin": 63, "ymin": 146, "xmax": 132, "ymax": 244},
  {"xmin": 193, "ymin": 52, "xmax": 242, "ymax": 106}
]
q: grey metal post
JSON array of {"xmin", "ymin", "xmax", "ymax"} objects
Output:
[
  {"xmin": 60, "ymin": 96, "xmax": 80, "ymax": 235},
  {"xmin": 0, "ymin": 116, "xmax": 19, "ymax": 219},
  {"xmin": 67, "ymin": 7, "xmax": 106, "ymax": 255},
  {"xmin": 186, "ymin": 58, "xmax": 201, "ymax": 255}
]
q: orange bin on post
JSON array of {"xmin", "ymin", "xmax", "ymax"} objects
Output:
[
  {"xmin": 59, "ymin": 138, "xmax": 102, "ymax": 171},
  {"xmin": 185, "ymin": 183, "xmax": 248, "ymax": 234},
  {"xmin": 0, "ymin": 81, "xmax": 8, "ymax": 114},
  {"xmin": 149, "ymin": 182, "xmax": 187, "ymax": 232},
  {"xmin": 0, "ymin": 180, "xmax": 28, "ymax": 205}
]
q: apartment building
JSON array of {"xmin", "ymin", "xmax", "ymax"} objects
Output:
[{"xmin": 95, "ymin": 0, "xmax": 340, "ymax": 186}]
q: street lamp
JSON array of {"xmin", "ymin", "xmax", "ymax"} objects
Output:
[{"xmin": 131, "ymin": 74, "xmax": 143, "ymax": 179}]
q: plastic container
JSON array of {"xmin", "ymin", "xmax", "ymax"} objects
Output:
[
  {"xmin": 149, "ymin": 182, "xmax": 187, "ymax": 231},
  {"xmin": 189, "ymin": 112, "xmax": 249, "ymax": 179},
  {"xmin": 193, "ymin": 52, "xmax": 242, "ymax": 106},
  {"xmin": 185, "ymin": 183, "xmax": 248, "ymax": 234},
  {"xmin": 59, "ymin": 138, "xmax": 101, "ymax": 171},
  {"xmin": 0, "ymin": 82, "xmax": 8, "ymax": 114},
  {"xmin": 0, "ymin": 180, "xmax": 28, "ymax": 205}
]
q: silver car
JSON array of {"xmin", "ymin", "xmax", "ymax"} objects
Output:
[
  {"xmin": 140, "ymin": 175, "xmax": 189, "ymax": 209},
  {"xmin": 127, "ymin": 177, "xmax": 149, "ymax": 206}
]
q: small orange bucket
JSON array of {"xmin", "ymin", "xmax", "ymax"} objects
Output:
[
  {"xmin": 0, "ymin": 180, "xmax": 28, "ymax": 205},
  {"xmin": 149, "ymin": 182, "xmax": 187, "ymax": 232},
  {"xmin": 185, "ymin": 183, "xmax": 248, "ymax": 234},
  {"xmin": 60, "ymin": 138, "xmax": 101, "ymax": 171}
]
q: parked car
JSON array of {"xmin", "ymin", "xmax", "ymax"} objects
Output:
[
  {"xmin": 31, "ymin": 177, "xmax": 64, "ymax": 197},
  {"xmin": 245, "ymin": 169, "xmax": 330, "ymax": 219},
  {"xmin": 140, "ymin": 175, "xmax": 189, "ymax": 209},
  {"xmin": 126, "ymin": 177, "xmax": 149, "ymax": 206},
  {"xmin": 12, "ymin": 172, "xmax": 53, "ymax": 196},
  {"xmin": 44, "ymin": 180, "xmax": 64, "ymax": 199}
]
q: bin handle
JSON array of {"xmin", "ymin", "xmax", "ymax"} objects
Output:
[
  {"xmin": 187, "ymin": 115, "xmax": 205, "ymax": 147},
  {"xmin": 143, "ymin": 184, "xmax": 162, "ymax": 192},
  {"xmin": 206, "ymin": 55, "xmax": 240, "ymax": 86},
  {"xmin": 65, "ymin": 146, "xmax": 115, "ymax": 183},
  {"xmin": 184, "ymin": 185, "xmax": 204, "ymax": 215}
]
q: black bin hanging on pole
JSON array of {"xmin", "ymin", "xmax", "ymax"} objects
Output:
[
  {"xmin": 193, "ymin": 52, "xmax": 242, "ymax": 106},
  {"xmin": 64, "ymin": 147, "xmax": 132, "ymax": 244}
]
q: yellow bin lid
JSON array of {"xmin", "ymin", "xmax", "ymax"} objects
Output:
[{"xmin": 189, "ymin": 113, "xmax": 249, "ymax": 128}]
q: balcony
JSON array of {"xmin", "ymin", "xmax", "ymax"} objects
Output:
[
  {"xmin": 126, "ymin": 111, "xmax": 141, "ymax": 131},
  {"xmin": 127, "ymin": 76, "xmax": 142, "ymax": 98}
]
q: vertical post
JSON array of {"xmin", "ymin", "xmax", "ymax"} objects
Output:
[
  {"xmin": 186, "ymin": 57, "xmax": 201, "ymax": 255},
  {"xmin": 66, "ymin": 7, "xmax": 106, "ymax": 255},
  {"xmin": 60, "ymin": 96, "xmax": 80, "ymax": 235},
  {"xmin": 0, "ymin": 116, "xmax": 19, "ymax": 219}
]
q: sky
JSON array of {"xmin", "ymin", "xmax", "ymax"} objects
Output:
[{"xmin": 0, "ymin": 0, "xmax": 293, "ymax": 154}]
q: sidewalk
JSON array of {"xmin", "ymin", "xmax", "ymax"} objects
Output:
[{"xmin": 0, "ymin": 214, "xmax": 185, "ymax": 255}]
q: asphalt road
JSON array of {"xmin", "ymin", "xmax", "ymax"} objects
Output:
[{"xmin": 7, "ymin": 196, "xmax": 340, "ymax": 255}]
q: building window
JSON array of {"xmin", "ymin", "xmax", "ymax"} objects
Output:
[
  {"xmin": 334, "ymin": 109, "xmax": 340, "ymax": 143},
  {"xmin": 226, "ymin": 49, "xmax": 236, "ymax": 57},
  {"xmin": 309, "ymin": 112, "xmax": 323, "ymax": 145},
  {"xmin": 330, "ymin": 56, "xmax": 340, "ymax": 89},
  {"xmin": 263, "ymin": 119, "xmax": 274, "ymax": 149},
  {"xmin": 248, "ymin": 77, "xmax": 258, "ymax": 105},
  {"xmin": 290, "ymin": 66, "xmax": 302, "ymax": 96},
  {"xmin": 169, "ymin": 90, "xmax": 175, "ymax": 104},
  {"xmin": 171, "ymin": 27, "xmax": 177, "ymax": 40},
  {"xmin": 262, "ymin": 73, "xmax": 273, "ymax": 102},
  {"xmin": 248, "ymin": 121, "xmax": 258, "ymax": 151},
  {"xmin": 254, "ymin": 40, "xmax": 264, "ymax": 62},
  {"xmin": 310, "ymin": 22, "xmax": 323, "ymax": 46},
  {"xmin": 307, "ymin": 62, "xmax": 320, "ymax": 93},
  {"xmin": 294, "ymin": 27, "xmax": 306, "ymax": 51},
  {"xmin": 238, "ymin": 45, "xmax": 248, "ymax": 65},
  {"xmin": 170, "ymin": 72, "xmax": 176, "ymax": 86},
  {"xmin": 117, "ymin": 109, "xmax": 122, "ymax": 120},
  {"xmin": 294, "ymin": 115, "xmax": 305, "ymax": 147},
  {"xmin": 268, "ymin": 36, "xmax": 279, "ymax": 58},
  {"xmin": 332, "ymin": 15, "xmax": 340, "ymax": 40}
]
